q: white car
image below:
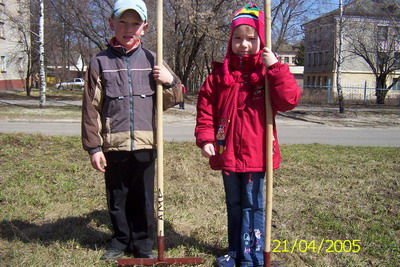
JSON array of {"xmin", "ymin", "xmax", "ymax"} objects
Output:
[{"xmin": 55, "ymin": 78, "xmax": 84, "ymax": 91}]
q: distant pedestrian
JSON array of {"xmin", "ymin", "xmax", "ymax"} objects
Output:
[
  {"xmin": 34, "ymin": 73, "xmax": 39, "ymax": 88},
  {"xmin": 179, "ymin": 84, "xmax": 187, "ymax": 110},
  {"xmin": 195, "ymin": 3, "xmax": 301, "ymax": 266}
]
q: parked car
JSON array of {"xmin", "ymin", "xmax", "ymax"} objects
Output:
[{"xmin": 55, "ymin": 78, "xmax": 84, "ymax": 91}]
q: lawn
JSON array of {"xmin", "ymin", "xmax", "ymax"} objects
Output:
[{"xmin": 0, "ymin": 134, "xmax": 398, "ymax": 266}]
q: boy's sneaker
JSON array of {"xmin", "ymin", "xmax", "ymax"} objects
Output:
[
  {"xmin": 214, "ymin": 254, "xmax": 236, "ymax": 267},
  {"xmin": 100, "ymin": 247, "xmax": 124, "ymax": 260}
]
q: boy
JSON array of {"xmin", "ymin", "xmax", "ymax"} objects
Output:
[
  {"xmin": 195, "ymin": 3, "xmax": 301, "ymax": 266},
  {"xmin": 81, "ymin": 0, "xmax": 182, "ymax": 261}
]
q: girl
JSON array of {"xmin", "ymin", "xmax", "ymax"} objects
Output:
[{"xmin": 195, "ymin": 3, "xmax": 301, "ymax": 266}]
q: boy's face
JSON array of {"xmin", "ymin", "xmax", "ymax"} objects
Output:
[
  {"xmin": 231, "ymin": 25, "xmax": 260, "ymax": 56},
  {"xmin": 109, "ymin": 9, "xmax": 148, "ymax": 50}
]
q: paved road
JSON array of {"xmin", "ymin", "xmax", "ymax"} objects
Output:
[
  {"xmin": 0, "ymin": 100, "xmax": 399, "ymax": 146},
  {"xmin": 1, "ymin": 118, "xmax": 399, "ymax": 147}
]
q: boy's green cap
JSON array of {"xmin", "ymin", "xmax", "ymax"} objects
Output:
[{"xmin": 112, "ymin": 0, "xmax": 147, "ymax": 21}]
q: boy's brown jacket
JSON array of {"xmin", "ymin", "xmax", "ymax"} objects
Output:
[{"xmin": 82, "ymin": 42, "xmax": 182, "ymax": 154}]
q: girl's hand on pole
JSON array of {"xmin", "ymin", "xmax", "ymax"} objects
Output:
[
  {"xmin": 201, "ymin": 143, "xmax": 215, "ymax": 158},
  {"xmin": 262, "ymin": 47, "xmax": 278, "ymax": 67},
  {"xmin": 153, "ymin": 65, "xmax": 174, "ymax": 85}
]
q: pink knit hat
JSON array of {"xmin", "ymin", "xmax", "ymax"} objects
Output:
[
  {"xmin": 223, "ymin": 3, "xmax": 265, "ymax": 86},
  {"xmin": 230, "ymin": 3, "xmax": 265, "ymax": 53}
]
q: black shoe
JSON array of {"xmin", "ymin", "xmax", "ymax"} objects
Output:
[
  {"xmin": 100, "ymin": 247, "xmax": 124, "ymax": 260},
  {"xmin": 135, "ymin": 251, "xmax": 156, "ymax": 258}
]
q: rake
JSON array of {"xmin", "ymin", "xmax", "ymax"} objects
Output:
[
  {"xmin": 263, "ymin": 0, "xmax": 287, "ymax": 267},
  {"xmin": 263, "ymin": 0, "xmax": 275, "ymax": 267}
]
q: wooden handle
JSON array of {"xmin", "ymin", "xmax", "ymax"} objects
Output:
[
  {"xmin": 264, "ymin": 1, "xmax": 274, "ymax": 266},
  {"xmin": 156, "ymin": 0, "xmax": 164, "ymax": 241}
]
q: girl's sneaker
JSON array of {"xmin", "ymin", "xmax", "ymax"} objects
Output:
[{"xmin": 214, "ymin": 254, "xmax": 236, "ymax": 267}]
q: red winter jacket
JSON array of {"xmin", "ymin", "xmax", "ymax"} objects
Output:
[{"xmin": 195, "ymin": 53, "xmax": 301, "ymax": 172}]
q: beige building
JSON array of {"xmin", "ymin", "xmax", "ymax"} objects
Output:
[
  {"xmin": 277, "ymin": 50, "xmax": 297, "ymax": 66},
  {"xmin": 0, "ymin": 0, "xmax": 29, "ymax": 90},
  {"xmin": 276, "ymin": 43, "xmax": 304, "ymax": 87},
  {"xmin": 303, "ymin": 0, "xmax": 400, "ymax": 99}
]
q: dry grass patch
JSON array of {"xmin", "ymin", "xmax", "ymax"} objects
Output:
[{"xmin": 0, "ymin": 134, "xmax": 398, "ymax": 266}]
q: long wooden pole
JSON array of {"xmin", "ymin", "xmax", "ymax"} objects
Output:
[
  {"xmin": 155, "ymin": 0, "xmax": 165, "ymax": 261},
  {"xmin": 263, "ymin": 0, "xmax": 274, "ymax": 267}
]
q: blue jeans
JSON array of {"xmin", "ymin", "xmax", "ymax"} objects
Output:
[{"xmin": 222, "ymin": 171, "xmax": 265, "ymax": 267}]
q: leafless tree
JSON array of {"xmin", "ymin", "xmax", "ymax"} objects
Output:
[
  {"xmin": 3, "ymin": 0, "xmax": 35, "ymax": 96},
  {"xmin": 6, "ymin": 0, "xmax": 326, "ymax": 97},
  {"xmin": 336, "ymin": 0, "xmax": 344, "ymax": 113},
  {"xmin": 342, "ymin": 0, "xmax": 400, "ymax": 104},
  {"xmin": 38, "ymin": 0, "xmax": 47, "ymax": 108}
]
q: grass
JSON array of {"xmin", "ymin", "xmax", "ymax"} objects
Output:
[{"xmin": 0, "ymin": 134, "xmax": 399, "ymax": 266}]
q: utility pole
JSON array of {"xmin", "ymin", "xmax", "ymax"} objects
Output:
[
  {"xmin": 336, "ymin": 0, "xmax": 345, "ymax": 113},
  {"xmin": 39, "ymin": 0, "xmax": 47, "ymax": 108}
]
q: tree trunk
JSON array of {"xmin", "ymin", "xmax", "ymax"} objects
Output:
[
  {"xmin": 39, "ymin": 0, "xmax": 47, "ymax": 108},
  {"xmin": 25, "ymin": 48, "xmax": 33, "ymax": 96},
  {"xmin": 375, "ymin": 75, "xmax": 388, "ymax": 104},
  {"xmin": 336, "ymin": 0, "xmax": 345, "ymax": 113}
]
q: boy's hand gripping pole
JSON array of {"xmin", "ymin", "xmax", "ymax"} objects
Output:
[
  {"xmin": 264, "ymin": 0, "xmax": 274, "ymax": 267},
  {"xmin": 117, "ymin": 1, "xmax": 203, "ymax": 265}
]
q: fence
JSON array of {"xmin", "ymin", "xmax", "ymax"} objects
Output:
[{"xmin": 301, "ymin": 84, "xmax": 400, "ymax": 107}]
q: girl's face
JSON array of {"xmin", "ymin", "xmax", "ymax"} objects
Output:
[
  {"xmin": 109, "ymin": 9, "xmax": 148, "ymax": 50},
  {"xmin": 231, "ymin": 25, "xmax": 260, "ymax": 56}
]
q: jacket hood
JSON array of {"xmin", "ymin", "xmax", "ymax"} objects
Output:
[{"xmin": 223, "ymin": 3, "xmax": 265, "ymax": 86}]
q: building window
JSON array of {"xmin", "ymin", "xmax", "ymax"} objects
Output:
[
  {"xmin": 393, "ymin": 27, "xmax": 400, "ymax": 50},
  {"xmin": 0, "ymin": 22, "xmax": 5, "ymax": 39},
  {"xmin": 284, "ymin": 56, "xmax": 290, "ymax": 63},
  {"xmin": 378, "ymin": 26, "xmax": 388, "ymax": 41},
  {"xmin": 18, "ymin": 57, "xmax": 24, "ymax": 72},
  {"xmin": 319, "ymin": 52, "xmax": 323, "ymax": 66},
  {"xmin": 394, "ymin": 52, "xmax": 400, "ymax": 67},
  {"xmin": 394, "ymin": 79, "xmax": 400, "ymax": 90},
  {"xmin": 322, "ymin": 76, "xmax": 328, "ymax": 86},
  {"xmin": 377, "ymin": 52, "xmax": 388, "ymax": 65},
  {"xmin": 325, "ymin": 51, "xmax": 329, "ymax": 65},
  {"xmin": 1, "ymin": 56, "xmax": 7, "ymax": 72},
  {"xmin": 314, "ymin": 52, "xmax": 318, "ymax": 66},
  {"xmin": 378, "ymin": 25, "xmax": 389, "ymax": 51}
]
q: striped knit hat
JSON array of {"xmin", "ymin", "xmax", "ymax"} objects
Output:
[
  {"xmin": 231, "ymin": 3, "xmax": 265, "ymax": 47},
  {"xmin": 223, "ymin": 3, "xmax": 265, "ymax": 86}
]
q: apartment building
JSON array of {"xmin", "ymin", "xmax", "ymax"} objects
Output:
[
  {"xmin": 0, "ymin": 0, "xmax": 29, "ymax": 90},
  {"xmin": 303, "ymin": 0, "xmax": 400, "ymax": 91}
]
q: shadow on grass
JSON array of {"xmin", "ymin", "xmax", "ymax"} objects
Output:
[
  {"xmin": 0, "ymin": 210, "xmax": 110, "ymax": 249},
  {"xmin": 0, "ymin": 210, "xmax": 224, "ymax": 256}
]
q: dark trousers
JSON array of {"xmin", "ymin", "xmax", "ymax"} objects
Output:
[{"xmin": 104, "ymin": 150, "xmax": 156, "ymax": 253}]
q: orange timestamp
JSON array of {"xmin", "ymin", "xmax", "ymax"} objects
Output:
[{"xmin": 273, "ymin": 239, "xmax": 361, "ymax": 254}]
